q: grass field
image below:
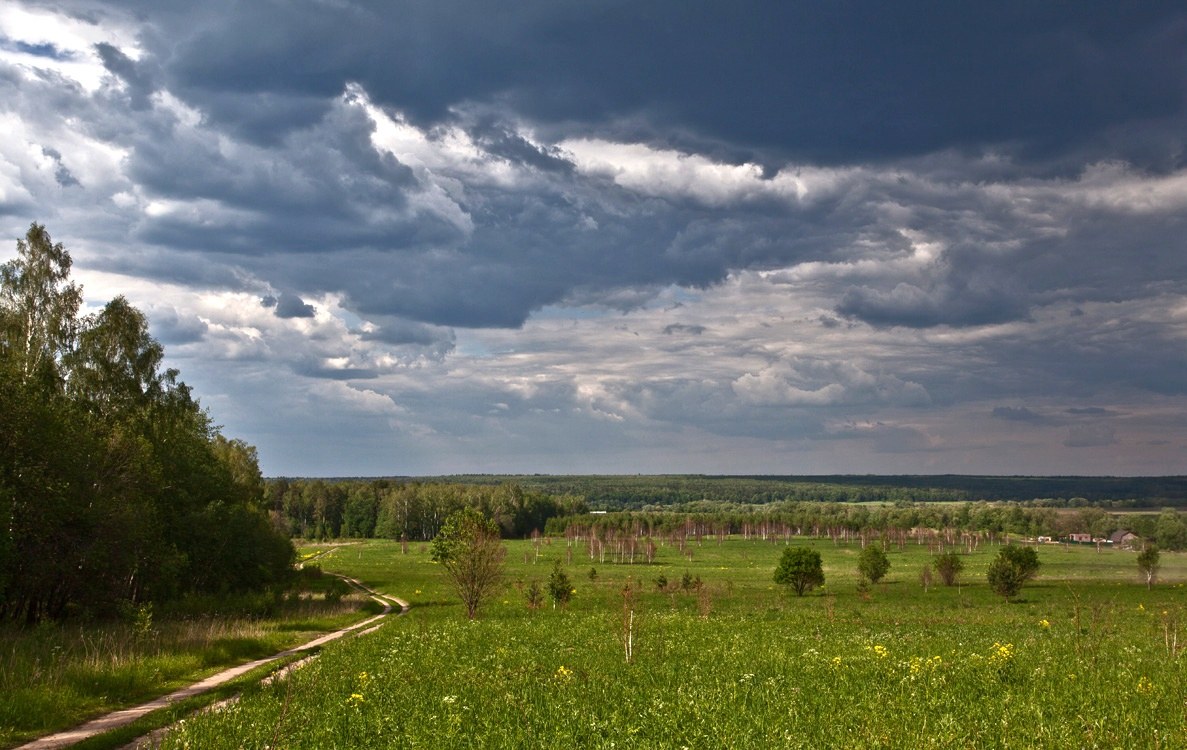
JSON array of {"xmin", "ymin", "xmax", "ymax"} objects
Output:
[
  {"xmin": 154, "ymin": 537, "xmax": 1187, "ymax": 749},
  {"xmin": 0, "ymin": 583, "xmax": 369, "ymax": 748}
]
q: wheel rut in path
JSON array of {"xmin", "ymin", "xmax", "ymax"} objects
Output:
[{"xmin": 15, "ymin": 579, "xmax": 407, "ymax": 750}]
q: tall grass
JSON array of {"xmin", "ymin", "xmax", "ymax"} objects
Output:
[{"xmin": 0, "ymin": 593, "xmax": 368, "ymax": 747}]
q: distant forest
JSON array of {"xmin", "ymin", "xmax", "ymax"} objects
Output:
[
  {"xmin": 268, "ymin": 473, "xmax": 1187, "ymax": 551},
  {"xmin": 411, "ymin": 474, "xmax": 1187, "ymax": 509}
]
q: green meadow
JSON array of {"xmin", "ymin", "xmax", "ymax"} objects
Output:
[{"xmin": 158, "ymin": 537, "xmax": 1187, "ymax": 749}]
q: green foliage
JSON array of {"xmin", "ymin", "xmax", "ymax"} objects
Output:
[
  {"xmin": 857, "ymin": 545, "xmax": 890, "ymax": 584},
  {"xmin": 431, "ymin": 509, "xmax": 506, "ymax": 619},
  {"xmin": 0, "ymin": 223, "xmax": 82, "ymax": 390},
  {"xmin": 1137, "ymin": 545, "xmax": 1160, "ymax": 589},
  {"xmin": 774, "ymin": 546, "xmax": 824, "ymax": 596},
  {"xmin": 548, "ymin": 562, "xmax": 572, "ymax": 608},
  {"xmin": 274, "ymin": 478, "xmax": 579, "ymax": 542},
  {"xmin": 934, "ymin": 551, "xmax": 965, "ymax": 586},
  {"xmin": 0, "ymin": 223, "xmax": 292, "ymax": 623},
  {"xmin": 987, "ymin": 545, "xmax": 1041, "ymax": 601},
  {"xmin": 1154, "ymin": 511, "xmax": 1187, "ymax": 551}
]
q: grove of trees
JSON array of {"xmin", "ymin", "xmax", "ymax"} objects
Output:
[
  {"xmin": 1, "ymin": 224, "xmax": 293, "ymax": 623},
  {"xmin": 266, "ymin": 477, "xmax": 586, "ymax": 541}
]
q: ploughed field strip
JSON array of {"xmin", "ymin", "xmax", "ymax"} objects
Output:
[{"xmin": 14, "ymin": 580, "xmax": 407, "ymax": 750}]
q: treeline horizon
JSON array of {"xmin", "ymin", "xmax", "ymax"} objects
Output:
[
  {"xmin": 268, "ymin": 476, "xmax": 1187, "ymax": 551},
  {"xmin": 270, "ymin": 473, "xmax": 1187, "ymax": 509}
]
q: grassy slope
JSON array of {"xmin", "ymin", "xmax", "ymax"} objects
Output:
[{"xmin": 0, "ymin": 596, "xmax": 370, "ymax": 749}]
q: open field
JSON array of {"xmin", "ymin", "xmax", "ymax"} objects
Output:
[{"xmin": 157, "ymin": 537, "xmax": 1187, "ymax": 749}]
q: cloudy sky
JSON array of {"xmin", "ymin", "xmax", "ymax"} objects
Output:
[{"xmin": 3, "ymin": 1, "xmax": 1186, "ymax": 477}]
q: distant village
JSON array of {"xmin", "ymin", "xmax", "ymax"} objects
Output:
[{"xmin": 1036, "ymin": 529, "xmax": 1140, "ymax": 549}]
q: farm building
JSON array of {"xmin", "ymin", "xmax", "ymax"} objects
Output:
[
  {"xmin": 1068, "ymin": 533, "xmax": 1092, "ymax": 543},
  {"xmin": 1108, "ymin": 529, "xmax": 1140, "ymax": 549}
]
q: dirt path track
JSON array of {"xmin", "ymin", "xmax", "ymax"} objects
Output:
[{"xmin": 15, "ymin": 580, "xmax": 407, "ymax": 750}]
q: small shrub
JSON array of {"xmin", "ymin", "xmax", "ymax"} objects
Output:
[
  {"xmin": 987, "ymin": 545, "xmax": 1041, "ymax": 601},
  {"xmin": 548, "ymin": 563, "xmax": 572, "ymax": 609},
  {"xmin": 933, "ymin": 552, "xmax": 964, "ymax": 586},
  {"xmin": 857, "ymin": 545, "xmax": 890, "ymax": 584}
]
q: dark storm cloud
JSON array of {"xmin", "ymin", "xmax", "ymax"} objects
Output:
[
  {"xmin": 94, "ymin": 41, "xmax": 155, "ymax": 108},
  {"xmin": 40, "ymin": 147, "xmax": 79, "ymax": 187},
  {"xmin": 135, "ymin": 1, "xmax": 1187, "ymax": 166},
  {"xmin": 273, "ymin": 292, "xmax": 315, "ymax": 319},
  {"xmin": 356, "ymin": 317, "xmax": 455, "ymax": 349},
  {"xmin": 468, "ymin": 119, "xmax": 575, "ymax": 175},
  {"xmin": 30, "ymin": 1, "xmax": 1181, "ymax": 335}
]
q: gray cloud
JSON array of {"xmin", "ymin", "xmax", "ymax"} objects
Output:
[
  {"xmin": 991, "ymin": 406, "xmax": 1052, "ymax": 424},
  {"xmin": 148, "ymin": 306, "xmax": 208, "ymax": 345},
  {"xmin": 1, "ymin": 1, "xmax": 1185, "ymax": 475},
  {"xmin": 662, "ymin": 323, "xmax": 705, "ymax": 336},
  {"xmin": 273, "ymin": 292, "xmax": 315, "ymax": 319}
]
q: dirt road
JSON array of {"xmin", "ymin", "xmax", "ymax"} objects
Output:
[{"xmin": 15, "ymin": 580, "xmax": 407, "ymax": 750}]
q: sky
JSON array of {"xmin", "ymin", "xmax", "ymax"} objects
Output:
[{"xmin": 2, "ymin": 1, "xmax": 1186, "ymax": 477}]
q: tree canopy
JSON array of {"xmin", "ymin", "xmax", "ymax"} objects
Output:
[
  {"xmin": 0, "ymin": 223, "xmax": 293, "ymax": 623},
  {"xmin": 986, "ymin": 545, "xmax": 1041, "ymax": 602},
  {"xmin": 857, "ymin": 545, "xmax": 890, "ymax": 584},
  {"xmin": 431, "ymin": 507, "xmax": 506, "ymax": 619},
  {"xmin": 774, "ymin": 546, "xmax": 824, "ymax": 596}
]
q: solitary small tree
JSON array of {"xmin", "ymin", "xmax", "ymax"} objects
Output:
[
  {"xmin": 857, "ymin": 545, "xmax": 890, "ymax": 584},
  {"xmin": 774, "ymin": 546, "xmax": 824, "ymax": 596},
  {"xmin": 525, "ymin": 579, "xmax": 544, "ymax": 610},
  {"xmin": 430, "ymin": 508, "xmax": 506, "ymax": 619},
  {"xmin": 986, "ymin": 545, "xmax": 1041, "ymax": 602},
  {"xmin": 548, "ymin": 561, "xmax": 572, "ymax": 608},
  {"xmin": 933, "ymin": 551, "xmax": 964, "ymax": 587},
  {"xmin": 1137, "ymin": 545, "xmax": 1161, "ymax": 590}
]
